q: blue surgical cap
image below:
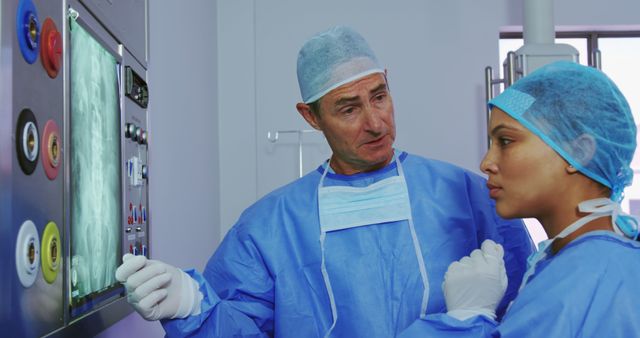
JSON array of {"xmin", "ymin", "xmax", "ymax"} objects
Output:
[
  {"xmin": 489, "ymin": 61, "xmax": 636, "ymax": 202},
  {"xmin": 297, "ymin": 26, "xmax": 384, "ymax": 103}
]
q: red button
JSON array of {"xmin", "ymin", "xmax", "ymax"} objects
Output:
[{"xmin": 40, "ymin": 18, "xmax": 62, "ymax": 78}]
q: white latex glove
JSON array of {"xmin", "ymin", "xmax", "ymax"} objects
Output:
[
  {"xmin": 115, "ymin": 254, "xmax": 203, "ymax": 321},
  {"xmin": 442, "ymin": 239, "xmax": 508, "ymax": 321}
]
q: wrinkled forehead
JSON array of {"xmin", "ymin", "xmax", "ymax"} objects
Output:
[{"xmin": 322, "ymin": 72, "xmax": 388, "ymax": 101}]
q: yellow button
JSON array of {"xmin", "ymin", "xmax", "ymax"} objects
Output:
[{"xmin": 41, "ymin": 221, "xmax": 61, "ymax": 284}]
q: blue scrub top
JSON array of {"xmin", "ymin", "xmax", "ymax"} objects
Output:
[
  {"xmin": 162, "ymin": 152, "xmax": 533, "ymax": 337},
  {"xmin": 399, "ymin": 230, "xmax": 640, "ymax": 338}
]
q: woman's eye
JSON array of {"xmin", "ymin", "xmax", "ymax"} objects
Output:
[{"xmin": 498, "ymin": 137, "xmax": 513, "ymax": 146}]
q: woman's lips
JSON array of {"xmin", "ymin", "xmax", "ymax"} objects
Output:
[{"xmin": 487, "ymin": 183, "xmax": 502, "ymax": 198}]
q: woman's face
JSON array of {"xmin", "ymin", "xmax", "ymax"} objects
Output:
[{"xmin": 480, "ymin": 108, "xmax": 569, "ymax": 219}]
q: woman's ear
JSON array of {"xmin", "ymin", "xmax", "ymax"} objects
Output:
[
  {"xmin": 566, "ymin": 164, "xmax": 580, "ymax": 174},
  {"xmin": 571, "ymin": 134, "xmax": 596, "ymax": 165}
]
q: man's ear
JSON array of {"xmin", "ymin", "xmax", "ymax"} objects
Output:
[{"xmin": 296, "ymin": 103, "xmax": 322, "ymax": 131}]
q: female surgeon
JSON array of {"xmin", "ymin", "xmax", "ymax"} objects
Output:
[{"xmin": 399, "ymin": 60, "xmax": 640, "ymax": 337}]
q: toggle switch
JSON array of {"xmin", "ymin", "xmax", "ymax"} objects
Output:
[
  {"xmin": 128, "ymin": 157, "xmax": 144, "ymax": 186},
  {"xmin": 126, "ymin": 159, "xmax": 132, "ymax": 177}
]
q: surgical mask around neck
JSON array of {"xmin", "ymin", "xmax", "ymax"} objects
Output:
[
  {"xmin": 318, "ymin": 150, "xmax": 408, "ymax": 230},
  {"xmin": 317, "ymin": 153, "xmax": 431, "ymax": 337},
  {"xmin": 519, "ymin": 197, "xmax": 639, "ymax": 292},
  {"xmin": 318, "ymin": 175, "xmax": 411, "ymax": 231}
]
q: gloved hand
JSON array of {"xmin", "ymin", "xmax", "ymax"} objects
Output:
[
  {"xmin": 442, "ymin": 239, "xmax": 508, "ymax": 321},
  {"xmin": 115, "ymin": 254, "xmax": 203, "ymax": 321}
]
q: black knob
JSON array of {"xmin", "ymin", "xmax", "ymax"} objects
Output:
[
  {"xmin": 133, "ymin": 127, "xmax": 142, "ymax": 142},
  {"xmin": 125, "ymin": 123, "xmax": 136, "ymax": 139}
]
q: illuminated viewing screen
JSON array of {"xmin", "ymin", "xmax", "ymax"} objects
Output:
[{"xmin": 69, "ymin": 19, "xmax": 121, "ymax": 307}]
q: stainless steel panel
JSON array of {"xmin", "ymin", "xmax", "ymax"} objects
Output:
[
  {"xmin": 79, "ymin": 0, "xmax": 147, "ymax": 66},
  {"xmin": 122, "ymin": 49, "xmax": 149, "ymax": 260},
  {"xmin": 2, "ymin": 0, "xmax": 148, "ymax": 336},
  {"xmin": 9, "ymin": 0, "xmax": 65, "ymax": 336}
]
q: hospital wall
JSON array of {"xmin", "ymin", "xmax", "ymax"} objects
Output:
[
  {"xmin": 217, "ymin": 0, "xmax": 640, "ymax": 236},
  {"xmin": 98, "ymin": 0, "xmax": 639, "ymax": 336}
]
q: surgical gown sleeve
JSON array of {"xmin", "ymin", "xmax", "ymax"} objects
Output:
[
  {"xmin": 398, "ymin": 233, "xmax": 640, "ymax": 338},
  {"xmin": 161, "ymin": 224, "xmax": 275, "ymax": 337},
  {"xmin": 494, "ymin": 234, "xmax": 640, "ymax": 337},
  {"xmin": 398, "ymin": 313, "xmax": 496, "ymax": 338}
]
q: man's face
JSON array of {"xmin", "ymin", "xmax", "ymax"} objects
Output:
[{"xmin": 299, "ymin": 73, "xmax": 396, "ymax": 175}]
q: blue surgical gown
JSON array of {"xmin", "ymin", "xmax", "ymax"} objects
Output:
[
  {"xmin": 162, "ymin": 152, "xmax": 533, "ymax": 337},
  {"xmin": 398, "ymin": 230, "xmax": 640, "ymax": 338}
]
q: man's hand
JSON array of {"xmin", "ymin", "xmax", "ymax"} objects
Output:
[{"xmin": 115, "ymin": 254, "xmax": 203, "ymax": 321}]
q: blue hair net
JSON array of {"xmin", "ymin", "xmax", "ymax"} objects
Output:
[
  {"xmin": 488, "ymin": 61, "xmax": 636, "ymax": 202},
  {"xmin": 297, "ymin": 26, "xmax": 384, "ymax": 103}
]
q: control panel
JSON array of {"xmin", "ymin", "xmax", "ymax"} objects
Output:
[
  {"xmin": 122, "ymin": 53, "xmax": 150, "ymax": 260},
  {"xmin": 2, "ymin": 0, "xmax": 150, "ymax": 336}
]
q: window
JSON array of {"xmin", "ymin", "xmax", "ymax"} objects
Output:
[{"xmin": 498, "ymin": 32, "xmax": 640, "ymax": 246}]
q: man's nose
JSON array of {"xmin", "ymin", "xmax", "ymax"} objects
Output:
[{"xmin": 363, "ymin": 106, "xmax": 383, "ymax": 132}]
